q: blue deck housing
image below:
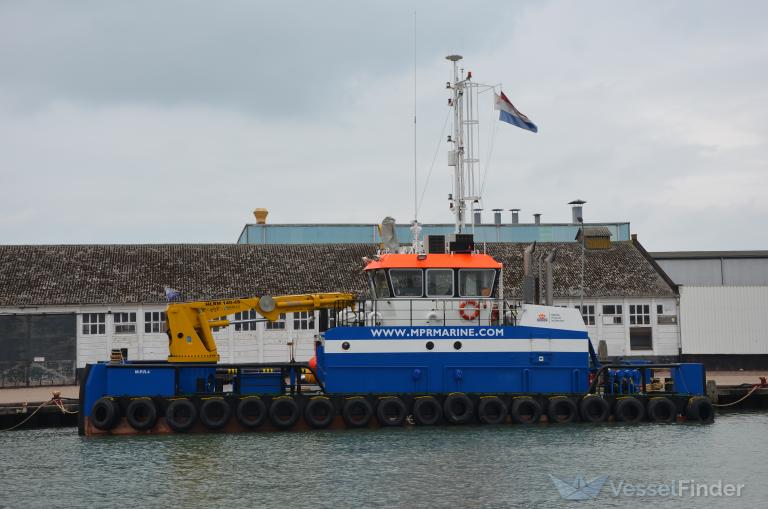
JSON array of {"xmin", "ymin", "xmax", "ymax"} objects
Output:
[{"xmin": 317, "ymin": 326, "xmax": 591, "ymax": 395}]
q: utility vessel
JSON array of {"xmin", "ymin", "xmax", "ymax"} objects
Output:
[{"xmin": 79, "ymin": 57, "xmax": 713, "ymax": 436}]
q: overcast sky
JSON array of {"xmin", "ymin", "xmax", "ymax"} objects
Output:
[{"xmin": 1, "ymin": 1, "xmax": 766, "ymax": 251}]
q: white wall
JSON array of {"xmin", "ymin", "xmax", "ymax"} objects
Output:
[
  {"xmin": 553, "ymin": 297, "xmax": 680, "ymax": 358},
  {"xmin": 0, "ymin": 304, "xmax": 320, "ymax": 367},
  {"xmin": 680, "ymin": 286, "xmax": 768, "ymax": 354}
]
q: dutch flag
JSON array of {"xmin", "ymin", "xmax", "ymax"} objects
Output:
[{"xmin": 495, "ymin": 91, "xmax": 538, "ymax": 133}]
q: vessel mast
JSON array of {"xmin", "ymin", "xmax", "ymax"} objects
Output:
[{"xmin": 446, "ymin": 55, "xmax": 482, "ymax": 234}]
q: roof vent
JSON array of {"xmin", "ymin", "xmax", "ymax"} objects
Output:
[
  {"xmin": 533, "ymin": 213, "xmax": 541, "ymax": 225},
  {"xmin": 568, "ymin": 199, "xmax": 586, "ymax": 224},
  {"xmin": 473, "ymin": 209, "xmax": 483, "ymax": 226},
  {"xmin": 492, "ymin": 208, "xmax": 503, "ymax": 226},
  {"xmin": 253, "ymin": 208, "xmax": 269, "ymax": 224},
  {"xmin": 509, "ymin": 208, "xmax": 520, "ymax": 224}
]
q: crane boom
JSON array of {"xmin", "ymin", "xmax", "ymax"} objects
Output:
[{"xmin": 165, "ymin": 292, "xmax": 355, "ymax": 362}]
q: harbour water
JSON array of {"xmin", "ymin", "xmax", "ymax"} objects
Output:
[{"xmin": 2, "ymin": 411, "xmax": 766, "ymax": 508}]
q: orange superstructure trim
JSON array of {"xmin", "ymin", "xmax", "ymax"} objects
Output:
[{"xmin": 364, "ymin": 253, "xmax": 502, "ymax": 271}]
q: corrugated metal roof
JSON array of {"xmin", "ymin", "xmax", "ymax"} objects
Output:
[
  {"xmin": 0, "ymin": 241, "xmax": 676, "ymax": 306},
  {"xmin": 651, "ymin": 251, "xmax": 768, "ymax": 260}
]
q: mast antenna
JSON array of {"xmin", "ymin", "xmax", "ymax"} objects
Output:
[{"xmin": 412, "ymin": 11, "xmax": 418, "ymax": 223}]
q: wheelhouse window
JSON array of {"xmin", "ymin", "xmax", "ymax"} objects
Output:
[
  {"xmin": 371, "ymin": 270, "xmax": 391, "ymax": 298},
  {"xmin": 426, "ymin": 269, "xmax": 453, "ymax": 297},
  {"xmin": 458, "ymin": 269, "xmax": 495, "ymax": 297},
  {"xmin": 389, "ymin": 269, "xmax": 423, "ymax": 297}
]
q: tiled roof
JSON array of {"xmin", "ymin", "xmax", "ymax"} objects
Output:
[{"xmin": 0, "ymin": 241, "xmax": 675, "ymax": 306}]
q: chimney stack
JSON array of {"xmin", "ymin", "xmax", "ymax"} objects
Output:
[
  {"xmin": 533, "ymin": 213, "xmax": 541, "ymax": 225},
  {"xmin": 509, "ymin": 209, "xmax": 520, "ymax": 224},
  {"xmin": 492, "ymin": 208, "xmax": 503, "ymax": 226},
  {"xmin": 473, "ymin": 209, "xmax": 483, "ymax": 226},
  {"xmin": 568, "ymin": 199, "xmax": 586, "ymax": 224}
]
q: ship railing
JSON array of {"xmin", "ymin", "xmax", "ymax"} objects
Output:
[{"xmin": 328, "ymin": 298, "xmax": 522, "ymax": 327}]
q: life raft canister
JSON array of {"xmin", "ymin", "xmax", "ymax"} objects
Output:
[{"xmin": 459, "ymin": 300, "xmax": 480, "ymax": 321}]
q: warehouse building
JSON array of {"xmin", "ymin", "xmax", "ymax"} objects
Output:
[
  {"xmin": 0, "ymin": 234, "xmax": 681, "ymax": 386},
  {"xmin": 652, "ymin": 251, "xmax": 768, "ymax": 369}
]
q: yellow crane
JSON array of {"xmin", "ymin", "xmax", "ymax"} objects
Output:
[{"xmin": 165, "ymin": 293, "xmax": 355, "ymax": 363}]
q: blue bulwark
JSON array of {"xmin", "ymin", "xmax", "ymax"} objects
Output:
[{"xmin": 318, "ymin": 325, "xmax": 590, "ymax": 395}]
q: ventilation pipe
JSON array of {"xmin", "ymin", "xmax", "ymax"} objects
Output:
[
  {"xmin": 533, "ymin": 213, "xmax": 541, "ymax": 225},
  {"xmin": 492, "ymin": 209, "xmax": 503, "ymax": 226},
  {"xmin": 509, "ymin": 209, "xmax": 520, "ymax": 224},
  {"xmin": 253, "ymin": 208, "xmax": 269, "ymax": 224},
  {"xmin": 473, "ymin": 209, "xmax": 483, "ymax": 226},
  {"xmin": 523, "ymin": 242, "xmax": 537, "ymax": 304},
  {"xmin": 544, "ymin": 249, "xmax": 557, "ymax": 306},
  {"xmin": 569, "ymin": 199, "xmax": 586, "ymax": 224}
]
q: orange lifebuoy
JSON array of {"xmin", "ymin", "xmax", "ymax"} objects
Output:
[{"xmin": 459, "ymin": 300, "xmax": 480, "ymax": 321}]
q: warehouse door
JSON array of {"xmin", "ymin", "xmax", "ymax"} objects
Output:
[{"xmin": 0, "ymin": 314, "xmax": 76, "ymax": 387}]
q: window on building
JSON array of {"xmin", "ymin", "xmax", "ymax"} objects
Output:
[
  {"xmin": 82, "ymin": 313, "xmax": 106, "ymax": 335},
  {"xmin": 458, "ymin": 269, "xmax": 495, "ymax": 297},
  {"xmin": 265, "ymin": 313, "xmax": 286, "ymax": 330},
  {"xmin": 389, "ymin": 269, "xmax": 423, "ymax": 297},
  {"xmin": 575, "ymin": 305, "xmax": 595, "ymax": 325},
  {"xmin": 629, "ymin": 327, "xmax": 653, "ymax": 350},
  {"xmin": 114, "ymin": 312, "xmax": 137, "ymax": 334},
  {"xmin": 629, "ymin": 304, "xmax": 651, "ymax": 325},
  {"xmin": 144, "ymin": 311, "xmax": 167, "ymax": 333},
  {"xmin": 601, "ymin": 305, "xmax": 623, "ymax": 325},
  {"xmin": 293, "ymin": 311, "xmax": 315, "ymax": 330},
  {"xmin": 426, "ymin": 269, "xmax": 454, "ymax": 297},
  {"xmin": 235, "ymin": 310, "xmax": 259, "ymax": 331}
]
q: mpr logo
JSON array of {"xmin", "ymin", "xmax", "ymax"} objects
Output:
[{"xmin": 550, "ymin": 474, "xmax": 608, "ymax": 501}]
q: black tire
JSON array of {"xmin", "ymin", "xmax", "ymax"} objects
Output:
[
  {"xmin": 614, "ymin": 397, "xmax": 645, "ymax": 424},
  {"xmin": 90, "ymin": 397, "xmax": 120, "ymax": 431},
  {"xmin": 413, "ymin": 396, "xmax": 442, "ymax": 426},
  {"xmin": 342, "ymin": 398, "xmax": 373, "ymax": 428},
  {"xmin": 200, "ymin": 398, "xmax": 232, "ymax": 430},
  {"xmin": 269, "ymin": 397, "xmax": 300, "ymax": 430},
  {"xmin": 510, "ymin": 397, "xmax": 542, "ymax": 424},
  {"xmin": 125, "ymin": 398, "xmax": 158, "ymax": 431},
  {"xmin": 304, "ymin": 397, "xmax": 335, "ymax": 429},
  {"xmin": 236, "ymin": 397, "xmax": 267, "ymax": 429},
  {"xmin": 477, "ymin": 396, "xmax": 507, "ymax": 425},
  {"xmin": 443, "ymin": 393, "xmax": 474, "ymax": 425},
  {"xmin": 165, "ymin": 399, "xmax": 198, "ymax": 432},
  {"xmin": 685, "ymin": 397, "xmax": 715, "ymax": 423},
  {"xmin": 579, "ymin": 396, "xmax": 610, "ymax": 423},
  {"xmin": 547, "ymin": 397, "xmax": 578, "ymax": 424},
  {"xmin": 648, "ymin": 397, "xmax": 677, "ymax": 423},
  {"xmin": 376, "ymin": 397, "xmax": 407, "ymax": 427}
]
